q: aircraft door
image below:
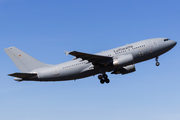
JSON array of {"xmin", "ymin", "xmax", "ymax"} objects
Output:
[
  {"xmin": 151, "ymin": 39, "xmax": 158, "ymax": 47},
  {"xmin": 148, "ymin": 40, "xmax": 158, "ymax": 58},
  {"xmin": 53, "ymin": 66, "xmax": 59, "ymax": 76}
]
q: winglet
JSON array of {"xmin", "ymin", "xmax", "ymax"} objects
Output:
[{"xmin": 64, "ymin": 51, "xmax": 70, "ymax": 56}]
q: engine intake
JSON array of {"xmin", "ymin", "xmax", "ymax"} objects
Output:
[
  {"xmin": 113, "ymin": 54, "xmax": 134, "ymax": 67},
  {"xmin": 111, "ymin": 64, "xmax": 136, "ymax": 75}
]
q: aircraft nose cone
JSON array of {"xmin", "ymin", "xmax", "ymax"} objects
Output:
[
  {"xmin": 168, "ymin": 40, "xmax": 177, "ymax": 50},
  {"xmin": 172, "ymin": 40, "xmax": 177, "ymax": 47},
  {"xmin": 164, "ymin": 40, "xmax": 177, "ymax": 52}
]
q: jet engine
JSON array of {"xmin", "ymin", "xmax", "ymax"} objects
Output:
[
  {"xmin": 111, "ymin": 64, "xmax": 136, "ymax": 75},
  {"xmin": 113, "ymin": 54, "xmax": 134, "ymax": 67}
]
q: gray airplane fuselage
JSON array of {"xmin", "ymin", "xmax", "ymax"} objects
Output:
[{"xmin": 27, "ymin": 38, "xmax": 176, "ymax": 81}]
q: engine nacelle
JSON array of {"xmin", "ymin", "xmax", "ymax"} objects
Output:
[
  {"xmin": 113, "ymin": 54, "xmax": 134, "ymax": 67},
  {"xmin": 111, "ymin": 64, "xmax": 136, "ymax": 75}
]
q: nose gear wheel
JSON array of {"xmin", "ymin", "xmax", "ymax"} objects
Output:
[{"xmin": 155, "ymin": 56, "xmax": 160, "ymax": 66}]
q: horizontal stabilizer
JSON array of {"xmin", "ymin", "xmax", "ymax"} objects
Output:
[
  {"xmin": 64, "ymin": 51, "xmax": 70, "ymax": 56},
  {"xmin": 8, "ymin": 73, "xmax": 37, "ymax": 79}
]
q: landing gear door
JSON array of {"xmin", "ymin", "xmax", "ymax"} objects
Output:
[{"xmin": 151, "ymin": 39, "xmax": 158, "ymax": 47}]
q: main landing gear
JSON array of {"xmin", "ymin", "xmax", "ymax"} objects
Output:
[
  {"xmin": 155, "ymin": 56, "xmax": 160, "ymax": 66},
  {"xmin": 98, "ymin": 73, "xmax": 110, "ymax": 84}
]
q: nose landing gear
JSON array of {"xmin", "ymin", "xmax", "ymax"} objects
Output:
[
  {"xmin": 98, "ymin": 73, "xmax": 110, "ymax": 84},
  {"xmin": 155, "ymin": 56, "xmax": 160, "ymax": 66}
]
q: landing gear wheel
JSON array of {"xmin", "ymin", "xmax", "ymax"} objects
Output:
[
  {"xmin": 156, "ymin": 62, "xmax": 160, "ymax": 66},
  {"xmin": 100, "ymin": 79, "xmax": 105, "ymax": 84},
  {"xmin": 105, "ymin": 79, "xmax": 110, "ymax": 83},
  {"xmin": 98, "ymin": 75, "xmax": 103, "ymax": 79},
  {"xmin": 155, "ymin": 57, "xmax": 160, "ymax": 66},
  {"xmin": 98, "ymin": 73, "xmax": 110, "ymax": 84},
  {"xmin": 103, "ymin": 74, "xmax": 108, "ymax": 79}
]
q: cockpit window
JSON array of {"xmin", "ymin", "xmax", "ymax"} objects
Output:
[{"xmin": 164, "ymin": 39, "xmax": 170, "ymax": 41}]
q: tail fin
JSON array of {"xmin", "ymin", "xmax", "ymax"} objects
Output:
[{"xmin": 4, "ymin": 46, "xmax": 53, "ymax": 72}]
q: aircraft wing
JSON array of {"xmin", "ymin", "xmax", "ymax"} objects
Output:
[{"xmin": 65, "ymin": 51, "xmax": 113, "ymax": 65}]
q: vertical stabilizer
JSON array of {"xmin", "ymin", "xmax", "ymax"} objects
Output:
[{"xmin": 4, "ymin": 47, "xmax": 53, "ymax": 72}]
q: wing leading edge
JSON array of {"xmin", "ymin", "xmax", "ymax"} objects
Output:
[{"xmin": 65, "ymin": 51, "xmax": 113, "ymax": 65}]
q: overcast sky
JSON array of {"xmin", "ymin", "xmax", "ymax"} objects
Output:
[{"xmin": 1, "ymin": 0, "xmax": 180, "ymax": 120}]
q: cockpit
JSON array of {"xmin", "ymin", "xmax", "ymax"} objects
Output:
[{"xmin": 164, "ymin": 38, "xmax": 170, "ymax": 41}]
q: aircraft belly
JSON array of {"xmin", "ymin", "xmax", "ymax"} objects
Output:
[
  {"xmin": 60, "ymin": 65, "xmax": 99, "ymax": 80},
  {"xmin": 37, "ymin": 69, "xmax": 100, "ymax": 81}
]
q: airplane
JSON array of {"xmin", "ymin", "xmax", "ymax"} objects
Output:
[{"xmin": 4, "ymin": 38, "xmax": 177, "ymax": 84}]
